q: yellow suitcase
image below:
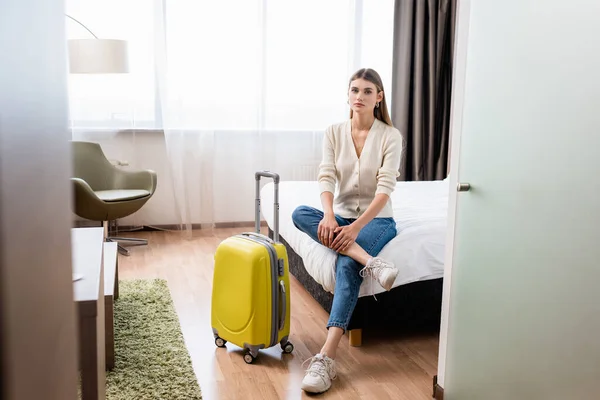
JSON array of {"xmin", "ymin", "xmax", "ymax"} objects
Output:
[{"xmin": 211, "ymin": 171, "xmax": 293, "ymax": 364}]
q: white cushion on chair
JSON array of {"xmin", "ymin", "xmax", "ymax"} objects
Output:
[{"xmin": 95, "ymin": 189, "xmax": 151, "ymax": 202}]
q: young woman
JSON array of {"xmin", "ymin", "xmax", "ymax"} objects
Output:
[{"xmin": 291, "ymin": 68, "xmax": 403, "ymax": 394}]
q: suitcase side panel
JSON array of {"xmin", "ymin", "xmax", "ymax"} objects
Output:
[
  {"xmin": 211, "ymin": 236, "xmax": 273, "ymax": 350},
  {"xmin": 273, "ymin": 242, "xmax": 291, "ymax": 345},
  {"xmin": 241, "ymin": 234, "xmax": 280, "ymax": 348},
  {"xmin": 242, "ymin": 234, "xmax": 292, "ymax": 348}
]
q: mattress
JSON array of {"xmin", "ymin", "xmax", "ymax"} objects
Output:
[{"xmin": 260, "ymin": 179, "xmax": 449, "ymax": 297}]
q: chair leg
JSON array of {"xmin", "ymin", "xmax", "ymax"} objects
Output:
[
  {"xmin": 106, "ymin": 237, "xmax": 147, "ymax": 256},
  {"xmin": 102, "ymin": 221, "xmax": 148, "ymax": 256},
  {"xmin": 116, "ymin": 244, "xmax": 129, "ymax": 256},
  {"xmin": 109, "ymin": 237, "xmax": 148, "ymax": 246}
]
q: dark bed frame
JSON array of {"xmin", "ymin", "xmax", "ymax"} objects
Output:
[{"xmin": 269, "ymin": 228, "xmax": 444, "ymax": 343}]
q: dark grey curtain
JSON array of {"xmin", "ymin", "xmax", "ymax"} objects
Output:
[{"xmin": 391, "ymin": 0, "xmax": 457, "ymax": 181}]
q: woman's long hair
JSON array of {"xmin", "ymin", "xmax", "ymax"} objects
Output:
[{"xmin": 348, "ymin": 68, "xmax": 393, "ymax": 126}]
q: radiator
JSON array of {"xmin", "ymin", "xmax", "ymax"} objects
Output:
[{"xmin": 292, "ymin": 164, "xmax": 319, "ymax": 181}]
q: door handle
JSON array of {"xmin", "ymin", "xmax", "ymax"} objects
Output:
[{"xmin": 457, "ymin": 183, "xmax": 471, "ymax": 192}]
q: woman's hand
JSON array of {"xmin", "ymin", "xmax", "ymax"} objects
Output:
[
  {"xmin": 330, "ymin": 224, "xmax": 360, "ymax": 253},
  {"xmin": 318, "ymin": 214, "xmax": 338, "ymax": 248}
]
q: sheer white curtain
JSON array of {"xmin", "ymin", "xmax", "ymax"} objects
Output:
[{"xmin": 66, "ymin": 0, "xmax": 395, "ymax": 236}]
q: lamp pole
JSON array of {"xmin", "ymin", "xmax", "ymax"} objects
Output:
[{"xmin": 65, "ymin": 14, "xmax": 98, "ymax": 39}]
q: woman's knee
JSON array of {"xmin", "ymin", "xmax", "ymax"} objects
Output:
[
  {"xmin": 360, "ymin": 218, "xmax": 398, "ymax": 256},
  {"xmin": 291, "ymin": 205, "xmax": 317, "ymax": 226},
  {"xmin": 380, "ymin": 222, "xmax": 397, "ymax": 247}
]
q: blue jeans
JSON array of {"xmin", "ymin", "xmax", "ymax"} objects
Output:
[{"xmin": 291, "ymin": 205, "xmax": 397, "ymax": 332}]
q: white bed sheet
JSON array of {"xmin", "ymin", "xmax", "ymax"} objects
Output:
[{"xmin": 260, "ymin": 179, "xmax": 449, "ymax": 297}]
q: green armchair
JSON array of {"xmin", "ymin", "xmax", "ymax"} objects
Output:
[{"xmin": 71, "ymin": 141, "xmax": 157, "ymax": 255}]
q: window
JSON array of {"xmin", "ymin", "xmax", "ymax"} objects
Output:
[{"xmin": 66, "ymin": 0, "xmax": 395, "ymax": 131}]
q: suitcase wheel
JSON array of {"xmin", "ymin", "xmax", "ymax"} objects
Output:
[
  {"xmin": 215, "ymin": 337, "xmax": 227, "ymax": 348},
  {"xmin": 282, "ymin": 342, "xmax": 294, "ymax": 354},
  {"xmin": 243, "ymin": 350, "xmax": 256, "ymax": 364}
]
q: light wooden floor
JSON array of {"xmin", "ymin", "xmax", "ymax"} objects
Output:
[{"xmin": 116, "ymin": 228, "xmax": 439, "ymax": 400}]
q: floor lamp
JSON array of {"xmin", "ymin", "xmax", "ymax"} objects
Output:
[{"xmin": 66, "ymin": 14, "xmax": 129, "ymax": 74}]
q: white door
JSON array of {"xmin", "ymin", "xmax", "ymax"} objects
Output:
[{"xmin": 439, "ymin": 0, "xmax": 600, "ymax": 399}]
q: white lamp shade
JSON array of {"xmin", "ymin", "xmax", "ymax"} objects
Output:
[{"xmin": 68, "ymin": 39, "xmax": 129, "ymax": 74}]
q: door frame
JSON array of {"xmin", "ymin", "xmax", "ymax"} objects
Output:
[{"xmin": 435, "ymin": 0, "xmax": 472, "ymax": 393}]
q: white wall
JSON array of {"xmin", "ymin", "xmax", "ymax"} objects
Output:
[{"xmin": 71, "ymin": 129, "xmax": 324, "ymax": 226}]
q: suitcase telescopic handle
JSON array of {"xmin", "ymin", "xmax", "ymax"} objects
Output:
[{"xmin": 255, "ymin": 170, "xmax": 280, "ymax": 242}]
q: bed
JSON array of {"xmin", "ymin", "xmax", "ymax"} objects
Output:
[{"xmin": 260, "ymin": 178, "xmax": 449, "ymax": 345}]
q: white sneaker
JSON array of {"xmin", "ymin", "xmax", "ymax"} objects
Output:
[
  {"xmin": 301, "ymin": 353, "xmax": 337, "ymax": 394},
  {"xmin": 360, "ymin": 257, "xmax": 398, "ymax": 291}
]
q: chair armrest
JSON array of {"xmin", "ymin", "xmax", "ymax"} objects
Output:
[
  {"xmin": 71, "ymin": 178, "xmax": 109, "ymax": 219},
  {"xmin": 71, "ymin": 177, "xmax": 99, "ymax": 200},
  {"xmin": 113, "ymin": 169, "xmax": 158, "ymax": 195}
]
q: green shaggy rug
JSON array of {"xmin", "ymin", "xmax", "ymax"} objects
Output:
[{"xmin": 85, "ymin": 279, "xmax": 202, "ymax": 399}]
